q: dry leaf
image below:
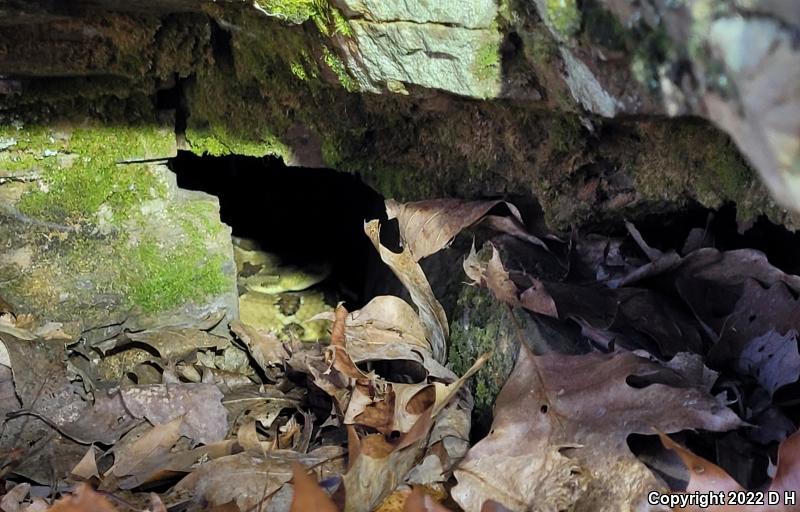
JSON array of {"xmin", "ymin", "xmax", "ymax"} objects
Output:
[
  {"xmin": 124, "ymin": 327, "xmax": 229, "ymax": 362},
  {"xmin": 47, "ymin": 484, "xmax": 118, "ymax": 512},
  {"xmin": 463, "ymin": 243, "xmax": 521, "ymax": 307},
  {"xmin": 103, "ymin": 417, "xmax": 184, "ymax": 490},
  {"xmin": 386, "ymin": 199, "xmax": 513, "ymax": 260},
  {"xmin": 290, "ymin": 462, "xmax": 339, "ymax": 512},
  {"xmin": 1, "ymin": 483, "xmax": 30, "ymax": 512},
  {"xmin": 403, "ymin": 487, "xmax": 451, "ymax": 512},
  {"xmin": 312, "ymin": 296, "xmax": 454, "ymax": 381},
  {"xmin": 452, "ymin": 346, "xmax": 743, "ymax": 512},
  {"xmin": 70, "ymin": 446, "xmax": 99, "ymax": 480},
  {"xmin": 660, "ymin": 429, "xmax": 800, "ymax": 511},
  {"xmin": 120, "ymin": 383, "xmax": 228, "ymax": 444},
  {"xmin": 365, "ymin": 220, "xmax": 448, "ymax": 363},
  {"xmin": 59, "ymin": 391, "xmax": 139, "ymax": 445},
  {"xmin": 173, "ymin": 447, "xmax": 344, "ymax": 511},
  {"xmin": 300, "ymin": 300, "xmax": 482, "ymax": 511}
]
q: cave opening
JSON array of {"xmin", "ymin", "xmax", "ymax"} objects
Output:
[{"xmin": 169, "ymin": 151, "xmax": 388, "ymax": 311}]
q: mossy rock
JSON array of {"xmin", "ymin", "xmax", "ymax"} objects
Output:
[{"xmin": 0, "ymin": 123, "xmax": 237, "ymax": 339}]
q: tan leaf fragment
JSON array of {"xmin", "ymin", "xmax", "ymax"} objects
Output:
[
  {"xmin": 1, "ymin": 483, "xmax": 30, "ymax": 512},
  {"xmin": 365, "ymin": 220, "xmax": 448, "ymax": 363},
  {"xmin": 103, "ymin": 417, "xmax": 184, "ymax": 491},
  {"xmin": 463, "ymin": 243, "xmax": 521, "ymax": 307},
  {"xmin": 289, "ymin": 462, "xmax": 339, "ymax": 512},
  {"xmin": 386, "ymin": 198, "xmax": 513, "ymax": 261},
  {"xmin": 70, "ymin": 446, "xmax": 99, "ymax": 480}
]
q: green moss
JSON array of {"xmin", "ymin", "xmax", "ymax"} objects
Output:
[
  {"xmin": 18, "ymin": 160, "xmax": 165, "ymax": 223},
  {"xmin": 6, "ymin": 183, "xmax": 229, "ymax": 320},
  {"xmin": 67, "ymin": 125, "xmax": 176, "ymax": 161},
  {"xmin": 1, "ymin": 120, "xmax": 231, "ymax": 322},
  {"xmin": 449, "ymin": 286, "xmax": 521, "ymax": 435},
  {"xmin": 694, "ymin": 140, "xmax": 753, "ymax": 206},
  {"xmin": 548, "ymin": 114, "xmax": 583, "ymax": 154},
  {"xmin": 290, "ymin": 62, "xmax": 309, "ymax": 80},
  {"xmin": 473, "ymin": 39, "xmax": 501, "ymax": 82},
  {"xmin": 255, "ymin": 0, "xmax": 321, "ymax": 24},
  {"xmin": 330, "ymin": 8, "xmax": 353, "ymax": 37},
  {"xmin": 254, "ymin": 0, "xmax": 351, "ymax": 37},
  {"xmin": 127, "ymin": 233, "xmax": 227, "ymax": 314},
  {"xmin": 179, "ymin": 200, "xmax": 225, "ymax": 238},
  {"xmin": 523, "ymin": 28, "xmax": 559, "ymax": 65},
  {"xmin": 8, "ymin": 125, "xmax": 173, "ymax": 224},
  {"xmin": 0, "ymin": 124, "xmax": 174, "ymax": 165},
  {"xmin": 43, "ymin": 221, "xmax": 228, "ymax": 316},
  {"xmin": 320, "ymin": 138, "xmax": 343, "ymax": 167},
  {"xmin": 546, "ymin": 0, "xmax": 581, "ymax": 38},
  {"xmin": 186, "ymin": 126, "xmax": 291, "ymax": 159},
  {"xmin": 322, "ymin": 47, "xmax": 358, "ymax": 92},
  {"xmin": 0, "ymin": 125, "xmax": 59, "ymax": 172},
  {"xmin": 126, "ymin": 199, "xmax": 228, "ymax": 313}
]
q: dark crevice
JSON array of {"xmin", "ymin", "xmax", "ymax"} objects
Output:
[
  {"xmin": 209, "ymin": 17, "xmax": 234, "ymax": 67},
  {"xmin": 168, "ymin": 152, "xmax": 389, "ymax": 309},
  {"xmin": 628, "ymin": 203, "xmax": 800, "ymax": 276}
]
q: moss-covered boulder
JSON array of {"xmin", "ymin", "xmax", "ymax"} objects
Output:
[{"xmin": 0, "ymin": 123, "xmax": 237, "ymax": 341}]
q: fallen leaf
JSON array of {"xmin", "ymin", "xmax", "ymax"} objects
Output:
[
  {"xmin": 173, "ymin": 447, "xmax": 344, "ymax": 511},
  {"xmin": 290, "ymin": 462, "xmax": 339, "ymax": 512},
  {"xmin": 452, "ymin": 346, "xmax": 743, "ymax": 512},
  {"xmin": 120, "ymin": 383, "xmax": 228, "ymax": 444},
  {"xmin": 660, "ymin": 429, "xmax": 800, "ymax": 511},
  {"xmin": 739, "ymin": 329, "xmax": 800, "ymax": 396},
  {"xmin": 223, "ymin": 385, "xmax": 303, "ymax": 431},
  {"xmin": 1, "ymin": 482, "xmax": 30, "ymax": 512},
  {"xmin": 236, "ymin": 420, "xmax": 264, "ymax": 454},
  {"xmin": 148, "ymin": 493, "xmax": 167, "ymax": 512},
  {"xmin": 312, "ymin": 296, "xmax": 454, "ymax": 381},
  {"xmin": 103, "ymin": 417, "xmax": 184, "ymax": 490},
  {"xmin": 463, "ymin": 243, "xmax": 520, "ymax": 307},
  {"xmin": 48, "ymin": 484, "xmax": 118, "ymax": 512},
  {"xmin": 59, "ymin": 391, "xmax": 139, "ymax": 445},
  {"xmin": 365, "ymin": 220, "xmax": 448, "ymax": 363},
  {"xmin": 659, "ymin": 433, "xmax": 744, "ymax": 498},
  {"xmin": 386, "ymin": 199, "xmax": 513, "ymax": 261},
  {"xmin": 123, "ymin": 327, "xmax": 229, "ymax": 362},
  {"xmin": 403, "ymin": 486, "xmax": 451, "ymax": 512},
  {"xmin": 70, "ymin": 446, "xmax": 99, "ymax": 480}
]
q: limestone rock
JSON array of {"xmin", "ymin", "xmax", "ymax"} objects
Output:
[
  {"xmin": 0, "ymin": 124, "xmax": 237, "ymax": 340},
  {"xmin": 340, "ymin": 14, "xmax": 502, "ymax": 97}
]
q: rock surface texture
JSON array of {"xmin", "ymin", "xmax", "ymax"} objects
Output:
[
  {"xmin": 0, "ymin": 0, "xmax": 798, "ymax": 332},
  {"xmin": 0, "ymin": 123, "xmax": 237, "ymax": 338}
]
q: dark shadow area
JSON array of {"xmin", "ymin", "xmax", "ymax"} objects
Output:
[
  {"xmin": 632, "ymin": 202, "xmax": 800, "ymax": 276},
  {"xmin": 169, "ymin": 151, "xmax": 388, "ymax": 309}
]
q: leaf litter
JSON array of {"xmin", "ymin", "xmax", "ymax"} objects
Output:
[{"xmin": 0, "ymin": 199, "xmax": 799, "ymax": 511}]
